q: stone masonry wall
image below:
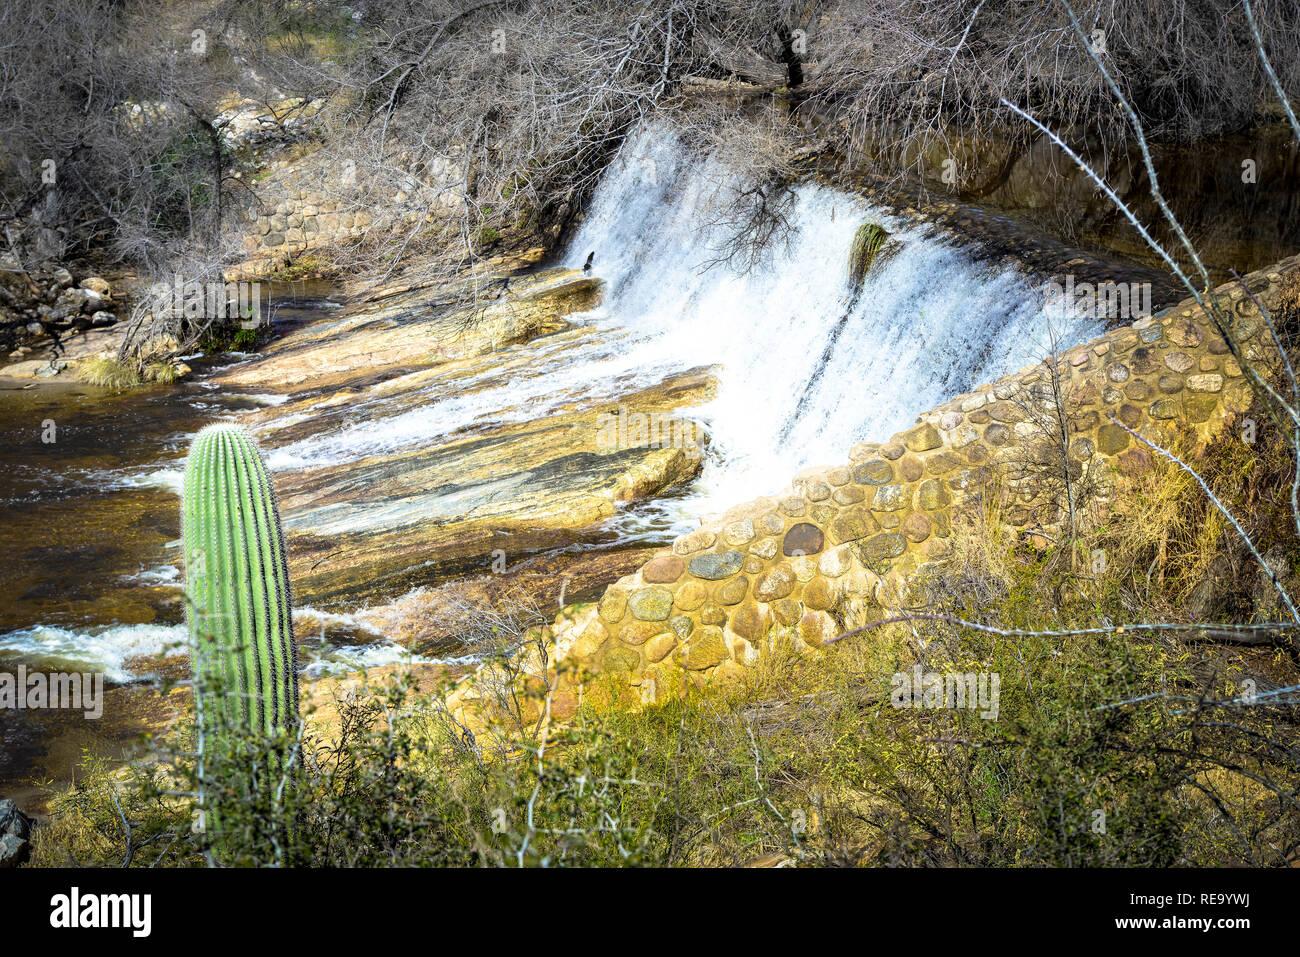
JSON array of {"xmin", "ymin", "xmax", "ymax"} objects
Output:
[
  {"xmin": 237, "ymin": 144, "xmax": 462, "ymax": 265},
  {"xmin": 444, "ymin": 254, "xmax": 1300, "ymax": 732}
]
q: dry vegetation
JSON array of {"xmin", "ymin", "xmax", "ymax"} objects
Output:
[
  {"xmin": 4, "ymin": 1, "xmax": 1297, "ymax": 323},
  {"xmin": 27, "ymin": 411, "xmax": 1300, "ymax": 867}
]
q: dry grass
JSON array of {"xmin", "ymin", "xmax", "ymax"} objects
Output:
[
  {"xmin": 144, "ymin": 360, "xmax": 179, "ymax": 384},
  {"xmin": 78, "ymin": 356, "xmax": 181, "ymax": 388},
  {"xmin": 27, "ymin": 403, "xmax": 1300, "ymax": 868},
  {"xmin": 77, "ymin": 356, "xmax": 142, "ymax": 388}
]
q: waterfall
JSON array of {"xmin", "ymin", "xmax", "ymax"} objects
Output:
[
  {"xmin": 260, "ymin": 121, "xmax": 1105, "ymax": 523},
  {"xmin": 561, "ymin": 122, "xmax": 1106, "ymax": 519}
]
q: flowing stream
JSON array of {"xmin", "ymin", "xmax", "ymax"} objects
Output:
[
  {"xmin": 0, "ymin": 292, "xmax": 429, "ymax": 687},
  {"xmin": 0, "ymin": 124, "xmax": 1105, "ymax": 699}
]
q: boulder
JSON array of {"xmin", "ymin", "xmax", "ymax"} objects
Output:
[
  {"xmin": 0, "ymin": 800, "xmax": 31, "ymax": 841},
  {"xmin": 57, "ymin": 287, "xmax": 88, "ymax": 309},
  {"xmin": 80, "ymin": 289, "xmax": 109, "ymax": 312},
  {"xmin": 0, "ymin": 799, "xmax": 32, "ymax": 868},
  {"xmin": 0, "ymin": 835, "xmax": 26, "ymax": 869}
]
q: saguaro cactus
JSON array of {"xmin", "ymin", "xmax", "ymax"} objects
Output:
[{"xmin": 182, "ymin": 423, "xmax": 299, "ymax": 790}]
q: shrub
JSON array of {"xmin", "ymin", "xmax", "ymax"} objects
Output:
[
  {"xmin": 29, "ymin": 416, "xmax": 1300, "ymax": 868},
  {"xmin": 78, "ymin": 357, "xmax": 143, "ymax": 388}
]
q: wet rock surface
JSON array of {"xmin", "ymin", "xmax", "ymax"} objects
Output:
[
  {"xmin": 814, "ymin": 162, "xmax": 1189, "ymax": 313},
  {"xmin": 226, "ymin": 267, "xmax": 714, "ymax": 610},
  {"xmin": 215, "ymin": 269, "xmax": 601, "ymax": 390}
]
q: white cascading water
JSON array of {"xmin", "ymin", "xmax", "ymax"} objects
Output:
[
  {"xmin": 0, "ymin": 611, "xmax": 436, "ymax": 682},
  {"xmin": 262, "ymin": 122, "xmax": 1103, "ymax": 523},
  {"xmin": 559, "ymin": 123, "xmax": 1105, "ymax": 519}
]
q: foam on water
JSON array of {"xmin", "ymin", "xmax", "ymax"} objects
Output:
[
  {"xmin": 222, "ymin": 392, "xmax": 291, "ymax": 407},
  {"xmin": 255, "ymin": 122, "xmax": 1102, "ymax": 520},
  {"xmin": 558, "ymin": 123, "xmax": 1107, "ymax": 516},
  {"xmin": 297, "ymin": 642, "xmax": 434, "ymax": 678},
  {"xmin": 0, "ymin": 623, "xmax": 186, "ymax": 682},
  {"xmin": 120, "ymin": 563, "xmax": 182, "ymax": 586},
  {"xmin": 0, "ymin": 608, "xmax": 440, "ymax": 682},
  {"xmin": 259, "ymin": 325, "xmax": 657, "ymax": 471}
]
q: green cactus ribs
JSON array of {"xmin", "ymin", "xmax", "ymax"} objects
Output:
[{"xmin": 182, "ymin": 422, "xmax": 298, "ymax": 740}]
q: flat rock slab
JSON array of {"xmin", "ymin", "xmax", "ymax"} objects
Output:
[
  {"xmin": 224, "ymin": 268, "xmax": 715, "ymax": 607},
  {"xmin": 275, "ymin": 372, "xmax": 712, "ymax": 606},
  {"xmin": 215, "ymin": 270, "xmax": 602, "ymax": 391}
]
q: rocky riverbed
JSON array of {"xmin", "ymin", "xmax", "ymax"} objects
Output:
[{"xmin": 0, "ymin": 255, "xmax": 715, "ymax": 807}]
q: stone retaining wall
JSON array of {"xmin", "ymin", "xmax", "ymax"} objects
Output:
[
  {"xmin": 237, "ymin": 144, "xmax": 462, "ymax": 264},
  {"xmin": 445, "ymin": 254, "xmax": 1300, "ymax": 731}
]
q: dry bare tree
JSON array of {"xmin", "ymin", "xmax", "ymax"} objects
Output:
[{"xmin": 804, "ymin": 0, "xmax": 1300, "ymax": 180}]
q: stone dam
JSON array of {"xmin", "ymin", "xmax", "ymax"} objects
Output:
[{"xmin": 445, "ymin": 254, "xmax": 1299, "ymax": 732}]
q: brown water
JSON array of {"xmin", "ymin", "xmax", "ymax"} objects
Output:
[
  {"xmin": 0, "ymin": 372, "xmax": 268, "ymax": 636},
  {"xmin": 0, "ymin": 286, "xmax": 423, "ymax": 686},
  {"xmin": 0, "ymin": 358, "xmax": 256, "ymax": 799},
  {"xmin": 0, "ymin": 288, "xmax": 442, "ymax": 797}
]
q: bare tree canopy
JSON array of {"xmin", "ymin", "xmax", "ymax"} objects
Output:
[{"xmin": 1, "ymin": 1, "xmax": 1297, "ymax": 309}]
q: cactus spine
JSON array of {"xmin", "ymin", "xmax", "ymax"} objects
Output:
[{"xmin": 182, "ymin": 423, "xmax": 299, "ymax": 811}]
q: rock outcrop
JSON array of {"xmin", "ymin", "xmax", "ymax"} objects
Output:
[
  {"xmin": 0, "ymin": 268, "xmax": 119, "ymax": 375},
  {"xmin": 229, "ymin": 266, "xmax": 713, "ymax": 608},
  {"xmin": 0, "ymin": 799, "xmax": 33, "ymax": 868},
  {"xmin": 216, "ymin": 269, "xmax": 600, "ymax": 390}
]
